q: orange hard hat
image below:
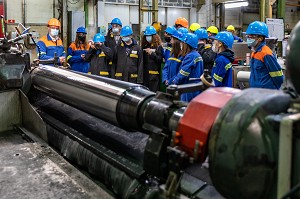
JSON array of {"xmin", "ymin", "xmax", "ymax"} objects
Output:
[
  {"xmin": 175, "ymin": 17, "xmax": 189, "ymax": 28},
  {"xmin": 48, "ymin": 18, "xmax": 61, "ymax": 27}
]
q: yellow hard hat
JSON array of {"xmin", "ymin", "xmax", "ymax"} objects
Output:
[
  {"xmin": 189, "ymin": 23, "xmax": 201, "ymax": 32},
  {"xmin": 227, "ymin": 25, "xmax": 235, "ymax": 31},
  {"xmin": 48, "ymin": 18, "xmax": 61, "ymax": 27},
  {"xmin": 152, "ymin": 21, "xmax": 162, "ymax": 32},
  {"xmin": 207, "ymin": 26, "xmax": 218, "ymax": 34}
]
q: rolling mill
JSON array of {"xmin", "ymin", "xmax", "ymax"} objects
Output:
[{"xmin": 1, "ymin": 24, "xmax": 300, "ymax": 199}]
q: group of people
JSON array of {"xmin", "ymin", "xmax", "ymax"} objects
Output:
[{"xmin": 37, "ymin": 17, "xmax": 284, "ymax": 102}]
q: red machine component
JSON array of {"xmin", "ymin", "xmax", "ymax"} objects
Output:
[{"xmin": 175, "ymin": 87, "xmax": 241, "ymax": 161}]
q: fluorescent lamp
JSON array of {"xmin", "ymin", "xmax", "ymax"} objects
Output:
[{"xmin": 225, "ymin": 1, "xmax": 249, "ymax": 9}]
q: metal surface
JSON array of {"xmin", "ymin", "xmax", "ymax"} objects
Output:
[
  {"xmin": 277, "ymin": 113, "xmax": 300, "ymax": 199},
  {"xmin": 31, "ymin": 66, "xmax": 154, "ymax": 130},
  {"xmin": 209, "ymin": 88, "xmax": 291, "ymax": 199}
]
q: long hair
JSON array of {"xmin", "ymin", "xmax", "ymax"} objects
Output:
[
  {"xmin": 171, "ymin": 38, "xmax": 181, "ymax": 58},
  {"xmin": 141, "ymin": 34, "xmax": 162, "ymax": 49},
  {"xmin": 180, "ymin": 43, "xmax": 192, "ymax": 57},
  {"xmin": 75, "ymin": 33, "xmax": 88, "ymax": 50}
]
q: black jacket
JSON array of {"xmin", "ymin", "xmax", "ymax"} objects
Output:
[
  {"xmin": 105, "ymin": 34, "xmax": 122, "ymax": 74},
  {"xmin": 85, "ymin": 45, "xmax": 113, "ymax": 77},
  {"xmin": 197, "ymin": 43, "xmax": 216, "ymax": 74},
  {"xmin": 113, "ymin": 39, "xmax": 143, "ymax": 84},
  {"xmin": 142, "ymin": 44, "xmax": 164, "ymax": 92}
]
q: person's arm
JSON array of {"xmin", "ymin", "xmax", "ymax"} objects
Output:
[
  {"xmin": 137, "ymin": 47, "xmax": 144, "ymax": 84},
  {"xmin": 212, "ymin": 58, "xmax": 230, "ymax": 87},
  {"xmin": 67, "ymin": 45, "xmax": 83, "ymax": 63},
  {"xmin": 162, "ymin": 60, "xmax": 169, "ymax": 84},
  {"xmin": 36, "ymin": 40, "xmax": 53, "ymax": 60},
  {"xmin": 84, "ymin": 47, "xmax": 97, "ymax": 62},
  {"xmin": 149, "ymin": 45, "xmax": 163, "ymax": 64},
  {"xmin": 100, "ymin": 44, "xmax": 113, "ymax": 60},
  {"xmin": 172, "ymin": 55, "xmax": 194, "ymax": 85},
  {"xmin": 264, "ymin": 54, "xmax": 284, "ymax": 89}
]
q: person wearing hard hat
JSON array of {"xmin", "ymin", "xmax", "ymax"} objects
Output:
[
  {"xmin": 163, "ymin": 26, "xmax": 176, "ymax": 62},
  {"xmin": 226, "ymin": 25, "xmax": 243, "ymax": 42},
  {"xmin": 189, "ymin": 23, "xmax": 201, "ymax": 33},
  {"xmin": 67, "ymin": 27, "xmax": 90, "ymax": 72},
  {"xmin": 113, "ymin": 26, "xmax": 143, "ymax": 84},
  {"xmin": 105, "ymin": 18, "xmax": 123, "ymax": 75},
  {"xmin": 152, "ymin": 21, "xmax": 162, "ymax": 33},
  {"xmin": 37, "ymin": 18, "xmax": 66, "ymax": 65},
  {"xmin": 174, "ymin": 17, "xmax": 189, "ymax": 29},
  {"xmin": 194, "ymin": 28, "xmax": 216, "ymax": 74},
  {"xmin": 141, "ymin": 25, "xmax": 164, "ymax": 92},
  {"xmin": 246, "ymin": 21, "xmax": 283, "ymax": 89},
  {"xmin": 172, "ymin": 33, "xmax": 204, "ymax": 102},
  {"xmin": 85, "ymin": 33, "xmax": 113, "ymax": 77},
  {"xmin": 206, "ymin": 31, "xmax": 235, "ymax": 87},
  {"xmin": 206, "ymin": 25, "xmax": 219, "ymax": 44}
]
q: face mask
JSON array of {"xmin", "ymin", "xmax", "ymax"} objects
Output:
[
  {"xmin": 212, "ymin": 43, "xmax": 218, "ymax": 53},
  {"xmin": 112, "ymin": 28, "xmax": 119, "ymax": 33},
  {"xmin": 165, "ymin": 36, "xmax": 171, "ymax": 43},
  {"xmin": 78, "ymin": 35, "xmax": 86, "ymax": 41},
  {"xmin": 122, "ymin": 36, "xmax": 131, "ymax": 42},
  {"xmin": 247, "ymin": 38, "xmax": 256, "ymax": 47},
  {"xmin": 50, "ymin": 29, "xmax": 59, "ymax": 37},
  {"xmin": 146, "ymin": 36, "xmax": 152, "ymax": 43}
]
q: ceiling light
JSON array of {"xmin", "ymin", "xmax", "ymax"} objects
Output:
[{"xmin": 225, "ymin": 1, "xmax": 249, "ymax": 9}]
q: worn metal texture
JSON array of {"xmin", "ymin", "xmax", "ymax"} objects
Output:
[
  {"xmin": 0, "ymin": 130, "xmax": 114, "ymax": 199},
  {"xmin": 209, "ymin": 88, "xmax": 291, "ymax": 199}
]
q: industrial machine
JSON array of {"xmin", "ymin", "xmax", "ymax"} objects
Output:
[{"xmin": 0, "ymin": 22, "xmax": 300, "ymax": 199}]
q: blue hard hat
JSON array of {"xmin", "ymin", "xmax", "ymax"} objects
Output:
[
  {"xmin": 144, "ymin": 26, "xmax": 157, "ymax": 36},
  {"xmin": 76, "ymin": 26, "xmax": 87, "ymax": 34},
  {"xmin": 194, "ymin": 28, "xmax": 208, "ymax": 40},
  {"xmin": 165, "ymin": 26, "xmax": 176, "ymax": 35},
  {"xmin": 111, "ymin": 18, "xmax": 122, "ymax": 26},
  {"xmin": 93, "ymin": 33, "xmax": 105, "ymax": 43},
  {"xmin": 120, "ymin": 25, "xmax": 133, "ymax": 37},
  {"xmin": 172, "ymin": 30, "xmax": 184, "ymax": 40},
  {"xmin": 246, "ymin": 21, "xmax": 269, "ymax": 37},
  {"xmin": 215, "ymin": 31, "xmax": 234, "ymax": 49},
  {"xmin": 177, "ymin": 27, "xmax": 188, "ymax": 34},
  {"xmin": 183, "ymin": 33, "xmax": 198, "ymax": 49}
]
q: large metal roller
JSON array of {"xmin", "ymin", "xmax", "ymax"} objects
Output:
[{"xmin": 31, "ymin": 65, "xmax": 155, "ymax": 130}]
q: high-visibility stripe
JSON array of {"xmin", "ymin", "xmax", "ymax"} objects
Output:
[
  {"xmin": 67, "ymin": 55, "xmax": 72, "ymax": 60},
  {"xmin": 88, "ymin": 72, "xmax": 91, "ymax": 74},
  {"xmin": 99, "ymin": 53, "xmax": 106, "ymax": 57},
  {"xmin": 166, "ymin": 47, "xmax": 172, "ymax": 51},
  {"xmin": 100, "ymin": 71, "xmax": 109, "ymax": 75},
  {"xmin": 131, "ymin": 74, "xmax": 138, "ymax": 78},
  {"xmin": 225, "ymin": 63, "xmax": 232, "ymax": 70},
  {"xmin": 269, "ymin": 70, "xmax": 283, "ymax": 77},
  {"xmin": 180, "ymin": 69, "xmax": 190, "ymax": 76},
  {"xmin": 168, "ymin": 57, "xmax": 181, "ymax": 62},
  {"xmin": 109, "ymin": 61, "xmax": 112, "ymax": 65},
  {"xmin": 40, "ymin": 52, "xmax": 47, "ymax": 55},
  {"xmin": 115, "ymin": 73, "xmax": 122, "ymax": 77},
  {"xmin": 149, "ymin": 70, "xmax": 159, "ymax": 75},
  {"xmin": 194, "ymin": 57, "xmax": 203, "ymax": 63},
  {"xmin": 130, "ymin": 54, "xmax": 138, "ymax": 58},
  {"xmin": 213, "ymin": 73, "xmax": 223, "ymax": 82}
]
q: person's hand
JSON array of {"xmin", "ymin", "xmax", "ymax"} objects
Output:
[
  {"xmin": 164, "ymin": 80, "xmax": 169, "ymax": 85},
  {"xmin": 81, "ymin": 54, "xmax": 85, "ymax": 59},
  {"xmin": 59, "ymin": 56, "xmax": 65, "ymax": 63}
]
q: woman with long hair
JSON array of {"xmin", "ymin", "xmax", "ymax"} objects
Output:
[
  {"xmin": 141, "ymin": 25, "xmax": 164, "ymax": 92},
  {"xmin": 67, "ymin": 26, "xmax": 90, "ymax": 72},
  {"xmin": 172, "ymin": 33, "xmax": 204, "ymax": 102}
]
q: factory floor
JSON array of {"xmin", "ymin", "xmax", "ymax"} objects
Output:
[{"xmin": 0, "ymin": 130, "xmax": 114, "ymax": 199}]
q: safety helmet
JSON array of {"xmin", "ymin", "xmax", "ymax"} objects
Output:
[
  {"xmin": 175, "ymin": 17, "xmax": 189, "ymax": 28},
  {"xmin": 226, "ymin": 25, "xmax": 235, "ymax": 32},
  {"xmin": 246, "ymin": 21, "xmax": 269, "ymax": 38},
  {"xmin": 93, "ymin": 33, "xmax": 105, "ymax": 43},
  {"xmin": 172, "ymin": 30, "xmax": 184, "ymax": 40},
  {"xmin": 111, "ymin": 18, "xmax": 122, "ymax": 26},
  {"xmin": 189, "ymin": 23, "xmax": 201, "ymax": 32},
  {"xmin": 165, "ymin": 26, "xmax": 176, "ymax": 35},
  {"xmin": 178, "ymin": 27, "xmax": 189, "ymax": 34},
  {"xmin": 207, "ymin": 26, "xmax": 219, "ymax": 35},
  {"xmin": 120, "ymin": 26, "xmax": 133, "ymax": 37},
  {"xmin": 144, "ymin": 26, "xmax": 157, "ymax": 36},
  {"xmin": 215, "ymin": 31, "xmax": 234, "ymax": 49},
  {"xmin": 194, "ymin": 28, "xmax": 208, "ymax": 40},
  {"xmin": 152, "ymin": 22, "xmax": 162, "ymax": 32},
  {"xmin": 183, "ymin": 33, "xmax": 198, "ymax": 49},
  {"xmin": 48, "ymin": 18, "xmax": 61, "ymax": 27},
  {"xmin": 76, "ymin": 26, "xmax": 87, "ymax": 34}
]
